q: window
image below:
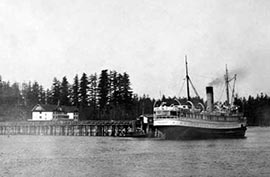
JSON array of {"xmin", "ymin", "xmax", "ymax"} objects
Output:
[{"xmin": 170, "ymin": 111, "xmax": 177, "ymax": 116}]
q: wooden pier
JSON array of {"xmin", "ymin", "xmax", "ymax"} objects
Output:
[{"xmin": 0, "ymin": 120, "xmax": 136, "ymax": 137}]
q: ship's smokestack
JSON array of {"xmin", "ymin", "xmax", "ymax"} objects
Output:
[{"xmin": 206, "ymin": 86, "xmax": 214, "ymax": 112}]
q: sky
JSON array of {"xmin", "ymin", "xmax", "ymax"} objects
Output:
[{"xmin": 0, "ymin": 0, "xmax": 270, "ymax": 101}]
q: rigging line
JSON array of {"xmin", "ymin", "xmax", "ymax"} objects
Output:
[
  {"xmin": 228, "ymin": 84, "xmax": 235, "ymax": 104},
  {"xmin": 228, "ymin": 84, "xmax": 232, "ymax": 92},
  {"xmin": 178, "ymin": 78, "xmax": 186, "ymax": 97},
  {"xmin": 231, "ymin": 75, "xmax": 236, "ymax": 98},
  {"xmin": 189, "ymin": 78, "xmax": 200, "ymax": 98},
  {"xmin": 218, "ymin": 83, "xmax": 225, "ymax": 102}
]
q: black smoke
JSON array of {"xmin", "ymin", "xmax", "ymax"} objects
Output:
[{"xmin": 208, "ymin": 67, "xmax": 248, "ymax": 86}]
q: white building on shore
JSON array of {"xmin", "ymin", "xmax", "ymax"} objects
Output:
[{"xmin": 30, "ymin": 104, "xmax": 79, "ymax": 121}]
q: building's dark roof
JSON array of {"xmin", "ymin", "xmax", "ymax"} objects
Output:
[
  {"xmin": 32, "ymin": 104, "xmax": 78, "ymax": 112},
  {"xmin": 140, "ymin": 114, "xmax": 153, "ymax": 118}
]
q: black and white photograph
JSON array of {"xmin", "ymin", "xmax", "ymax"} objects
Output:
[{"xmin": 0, "ymin": 0, "xmax": 269, "ymax": 176}]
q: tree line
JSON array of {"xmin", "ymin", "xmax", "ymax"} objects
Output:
[
  {"xmin": 0, "ymin": 72, "xmax": 270, "ymax": 126},
  {"xmin": 234, "ymin": 93, "xmax": 270, "ymax": 126},
  {"xmin": 0, "ymin": 71, "xmax": 155, "ymax": 121}
]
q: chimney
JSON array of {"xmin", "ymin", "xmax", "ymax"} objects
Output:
[{"xmin": 206, "ymin": 86, "xmax": 214, "ymax": 112}]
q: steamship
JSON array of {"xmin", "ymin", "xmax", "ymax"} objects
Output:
[{"xmin": 153, "ymin": 58, "xmax": 247, "ymax": 140}]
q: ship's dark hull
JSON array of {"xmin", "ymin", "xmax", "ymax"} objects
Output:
[{"xmin": 156, "ymin": 126, "xmax": 247, "ymax": 140}]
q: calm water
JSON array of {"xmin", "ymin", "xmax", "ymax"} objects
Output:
[{"xmin": 0, "ymin": 127, "xmax": 270, "ymax": 177}]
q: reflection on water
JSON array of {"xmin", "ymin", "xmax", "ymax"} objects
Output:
[{"xmin": 0, "ymin": 127, "xmax": 270, "ymax": 177}]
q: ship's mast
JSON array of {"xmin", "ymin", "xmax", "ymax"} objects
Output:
[
  {"xmin": 225, "ymin": 65, "xmax": 230, "ymax": 105},
  {"xmin": 185, "ymin": 55, "xmax": 191, "ymax": 101},
  {"xmin": 231, "ymin": 74, "xmax": 237, "ymax": 105}
]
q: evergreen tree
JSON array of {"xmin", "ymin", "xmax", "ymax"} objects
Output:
[
  {"xmin": 108, "ymin": 71, "xmax": 119, "ymax": 119},
  {"xmin": 46, "ymin": 89, "xmax": 53, "ymax": 105},
  {"xmin": 25, "ymin": 82, "xmax": 32, "ymax": 105},
  {"xmin": 107, "ymin": 71, "xmax": 121, "ymax": 106},
  {"xmin": 31, "ymin": 81, "xmax": 40, "ymax": 104},
  {"xmin": 21, "ymin": 82, "xmax": 30, "ymax": 106},
  {"xmin": 39, "ymin": 85, "xmax": 46, "ymax": 104},
  {"xmin": 116, "ymin": 73, "xmax": 124, "ymax": 105},
  {"xmin": 89, "ymin": 73, "xmax": 98, "ymax": 118},
  {"xmin": 20, "ymin": 81, "xmax": 40, "ymax": 106},
  {"xmin": 51, "ymin": 78, "xmax": 61, "ymax": 105},
  {"xmin": 71, "ymin": 74, "xmax": 79, "ymax": 107},
  {"xmin": 60, "ymin": 76, "xmax": 70, "ymax": 105},
  {"xmin": 0, "ymin": 76, "xmax": 3, "ymax": 104},
  {"xmin": 98, "ymin": 70, "xmax": 109, "ymax": 111},
  {"xmin": 79, "ymin": 73, "xmax": 89, "ymax": 107},
  {"xmin": 122, "ymin": 72, "xmax": 133, "ymax": 109}
]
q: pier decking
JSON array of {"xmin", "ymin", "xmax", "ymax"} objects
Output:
[{"xmin": 0, "ymin": 120, "xmax": 135, "ymax": 137}]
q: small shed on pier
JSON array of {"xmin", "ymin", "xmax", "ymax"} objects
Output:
[{"xmin": 137, "ymin": 114, "xmax": 154, "ymax": 137}]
